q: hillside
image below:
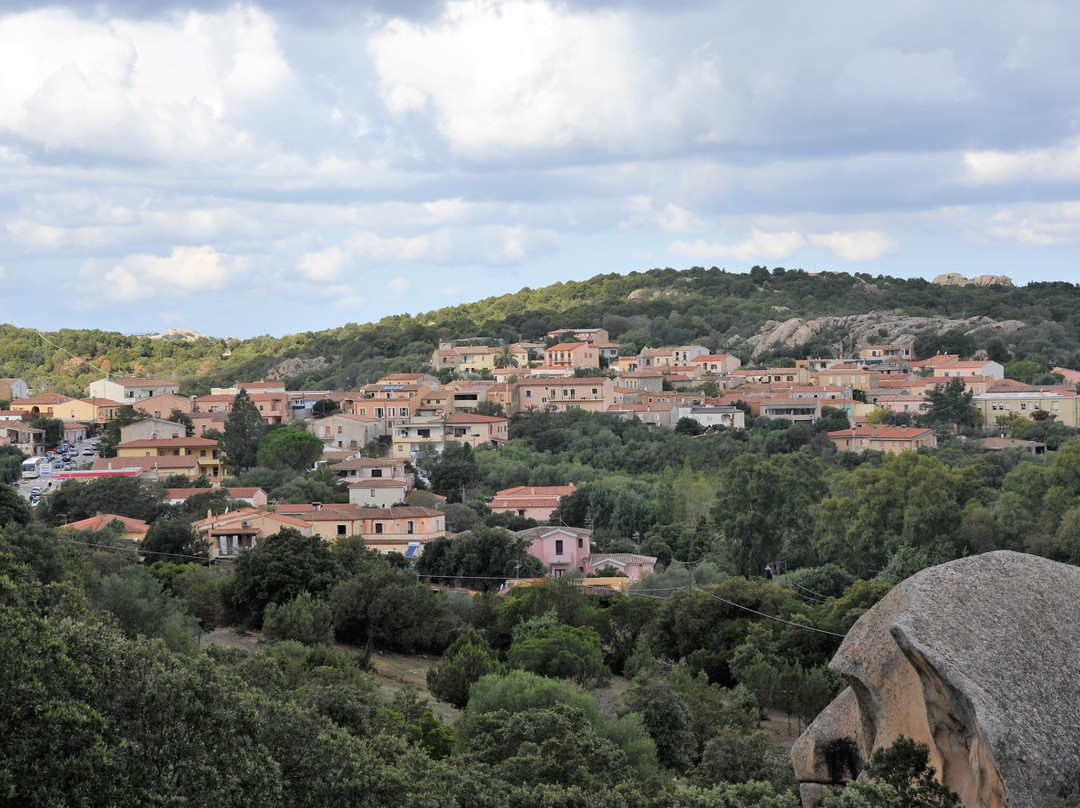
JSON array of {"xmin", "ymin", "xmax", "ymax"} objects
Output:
[{"xmin": 3, "ymin": 266, "xmax": 1079, "ymax": 397}]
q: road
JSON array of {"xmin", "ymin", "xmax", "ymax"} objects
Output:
[{"xmin": 14, "ymin": 438, "xmax": 99, "ymax": 502}]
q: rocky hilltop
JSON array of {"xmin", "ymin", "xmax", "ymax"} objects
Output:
[
  {"xmin": 932, "ymin": 273, "xmax": 1014, "ymax": 287},
  {"xmin": 744, "ymin": 311, "xmax": 1025, "ymax": 358}
]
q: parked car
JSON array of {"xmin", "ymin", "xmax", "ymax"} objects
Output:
[
  {"xmin": 30, "ymin": 486, "xmax": 41, "ymax": 495},
  {"xmin": 82, "ymin": 448, "xmax": 95, "ymax": 456}
]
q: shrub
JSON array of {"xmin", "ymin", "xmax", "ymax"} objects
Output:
[{"xmin": 263, "ymin": 592, "xmax": 334, "ymax": 645}]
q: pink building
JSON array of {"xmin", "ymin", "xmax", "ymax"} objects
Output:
[
  {"xmin": 490, "ymin": 483, "xmax": 576, "ymax": 521},
  {"xmin": 517, "ymin": 526, "xmax": 593, "ymax": 577},
  {"xmin": 516, "ymin": 526, "xmax": 657, "ymax": 581}
]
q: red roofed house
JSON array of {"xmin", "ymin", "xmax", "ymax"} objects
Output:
[
  {"xmin": 275, "ymin": 503, "xmax": 446, "ymax": 556},
  {"xmin": 443, "ymin": 412, "xmax": 509, "ymax": 449},
  {"xmin": 828, "ymin": 425, "xmax": 937, "ymax": 454},
  {"xmin": 308, "ymin": 413, "xmax": 384, "ymax": 449},
  {"xmin": 348, "ymin": 478, "xmax": 411, "ymax": 508},
  {"xmin": 115, "ymin": 436, "xmax": 224, "ymax": 479},
  {"xmin": 515, "ymin": 526, "xmax": 658, "ymax": 581},
  {"xmin": 544, "ymin": 341, "xmax": 601, "ymax": 370},
  {"xmin": 60, "ymin": 513, "xmax": 150, "ymax": 543},
  {"xmin": 193, "ymin": 508, "xmax": 314, "ymax": 560},
  {"xmin": 165, "ymin": 487, "xmax": 268, "ymax": 507},
  {"xmin": 932, "ymin": 360, "xmax": 1005, "ymax": 381},
  {"xmin": 332, "ymin": 456, "xmax": 411, "ymax": 486},
  {"xmin": 490, "ymin": 483, "xmax": 576, "ymax": 522}
]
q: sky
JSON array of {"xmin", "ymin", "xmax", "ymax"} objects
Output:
[{"xmin": 0, "ymin": 1, "xmax": 1079, "ymax": 339}]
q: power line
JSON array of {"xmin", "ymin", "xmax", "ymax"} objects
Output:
[{"xmin": 54, "ymin": 536, "xmax": 212, "ymax": 564}]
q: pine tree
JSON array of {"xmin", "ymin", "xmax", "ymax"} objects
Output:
[{"xmin": 221, "ymin": 389, "xmax": 266, "ymax": 473}]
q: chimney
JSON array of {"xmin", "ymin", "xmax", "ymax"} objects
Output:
[{"xmin": 312, "ymin": 501, "xmax": 322, "ymax": 511}]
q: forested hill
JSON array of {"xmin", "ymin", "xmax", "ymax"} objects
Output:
[{"xmin": 4, "ymin": 266, "xmax": 1080, "ymax": 397}]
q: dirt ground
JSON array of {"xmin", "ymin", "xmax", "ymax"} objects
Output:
[{"xmin": 199, "ymin": 630, "xmax": 806, "ymax": 748}]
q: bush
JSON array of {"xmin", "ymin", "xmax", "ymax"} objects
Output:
[
  {"xmin": 427, "ymin": 629, "xmax": 502, "ymax": 708},
  {"xmin": 263, "ymin": 592, "xmax": 334, "ymax": 645}
]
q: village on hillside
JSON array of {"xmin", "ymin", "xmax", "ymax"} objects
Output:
[{"xmin": 1, "ymin": 327, "xmax": 1073, "ymax": 576}]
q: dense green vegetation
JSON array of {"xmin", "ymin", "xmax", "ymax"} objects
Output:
[
  {"xmin": 7, "ymin": 267, "xmax": 1080, "ymax": 804},
  {"xmin": 5, "ymin": 268, "xmax": 1080, "ymax": 396}
]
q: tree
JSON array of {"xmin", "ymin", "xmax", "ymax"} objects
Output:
[
  {"xmin": 256, "ymin": 426, "xmax": 323, "ymax": 473},
  {"xmin": 262, "ymin": 592, "xmax": 335, "ymax": 645},
  {"xmin": 30, "ymin": 417, "xmax": 64, "ymax": 447},
  {"xmin": 37, "ymin": 476, "xmax": 168, "ymax": 526},
  {"xmin": 311, "ymin": 398, "xmax": 340, "ymax": 418},
  {"xmin": 0, "ymin": 483, "xmax": 32, "ymax": 528},
  {"xmin": 674, "ymin": 417, "xmax": 706, "ymax": 436},
  {"xmin": 474, "ymin": 399, "xmax": 507, "ymax": 417},
  {"xmin": 427, "ymin": 628, "xmax": 502, "ymax": 708},
  {"xmin": 221, "ymin": 389, "xmax": 266, "ymax": 473},
  {"xmin": 231, "ymin": 528, "xmax": 341, "ymax": 627},
  {"xmin": 861, "ymin": 735, "xmax": 961, "ymax": 807},
  {"xmin": 921, "ymin": 378, "xmax": 974, "ymax": 432},
  {"xmin": 167, "ymin": 408, "xmax": 195, "ymax": 437},
  {"xmin": 142, "ymin": 518, "xmax": 206, "ymax": 564},
  {"xmin": 418, "ymin": 525, "xmax": 544, "ymax": 591},
  {"xmin": 506, "ymin": 620, "xmax": 610, "ymax": 686},
  {"xmin": 493, "ymin": 344, "xmax": 519, "ymax": 369},
  {"xmin": 624, "ymin": 669, "xmax": 695, "ymax": 772}
]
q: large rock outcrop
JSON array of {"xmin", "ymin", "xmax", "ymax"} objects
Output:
[
  {"xmin": 792, "ymin": 551, "xmax": 1080, "ymax": 808},
  {"xmin": 745, "ymin": 312, "xmax": 1025, "ymax": 358},
  {"xmin": 933, "ymin": 273, "xmax": 1014, "ymax": 287}
]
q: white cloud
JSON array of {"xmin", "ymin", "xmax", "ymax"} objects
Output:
[
  {"xmin": 386, "ymin": 277, "xmax": 412, "ymax": 297},
  {"xmin": 973, "ymin": 203, "xmax": 1080, "ymax": 247},
  {"xmin": 79, "ymin": 245, "xmax": 230, "ymax": 303},
  {"xmin": 668, "ymin": 229, "xmax": 805, "ymax": 263},
  {"xmin": 368, "ymin": 0, "xmax": 730, "ymax": 156},
  {"xmin": 964, "ymin": 137, "xmax": 1080, "ymax": 184},
  {"xmin": 344, "ymin": 225, "xmax": 558, "ymax": 265},
  {"xmin": 0, "ymin": 7, "xmax": 289, "ymax": 158},
  {"xmin": 809, "ymin": 230, "xmax": 899, "ymax": 262},
  {"xmin": 299, "ymin": 246, "xmax": 348, "ymax": 280},
  {"xmin": 620, "ymin": 196, "xmax": 705, "ymax": 233}
]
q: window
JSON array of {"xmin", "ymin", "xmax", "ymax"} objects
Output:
[
  {"xmin": 552, "ymin": 568, "xmax": 564, "ymax": 578},
  {"xmin": 577, "ymin": 538, "xmax": 583, "ymax": 549},
  {"xmin": 371, "ymin": 469, "xmax": 382, "ymax": 478},
  {"xmin": 407, "ymin": 521, "xmax": 414, "ymax": 534},
  {"xmin": 400, "ymin": 407, "xmax": 408, "ymax": 417},
  {"xmin": 418, "ymin": 428, "xmax": 430, "ymax": 438},
  {"xmin": 370, "ymin": 489, "xmax": 375, "ymax": 497},
  {"xmin": 525, "ymin": 390, "xmax": 532, "ymax": 398},
  {"xmin": 555, "ymin": 539, "xmax": 564, "ymax": 556},
  {"xmin": 374, "ymin": 523, "xmax": 383, "ymax": 534},
  {"xmin": 375, "ymin": 408, "xmax": 384, "ymax": 418},
  {"xmin": 592, "ymin": 388, "xmax": 598, "ymax": 395},
  {"xmin": 337, "ymin": 524, "xmax": 347, "ymax": 536}
]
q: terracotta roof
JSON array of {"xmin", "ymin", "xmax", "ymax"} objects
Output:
[
  {"xmin": 332, "ymin": 456, "xmax": 404, "ymax": 470},
  {"xmin": 347, "ymin": 478, "xmax": 409, "ymax": 488},
  {"xmin": 584, "ymin": 552, "xmax": 658, "ymax": 566},
  {"xmin": 444, "ymin": 412, "xmax": 508, "ymax": 424},
  {"xmin": 94, "ymin": 456, "xmax": 197, "ymax": 471},
  {"xmin": 12, "ymin": 393, "xmax": 77, "ymax": 405},
  {"xmin": 61, "ymin": 513, "xmax": 150, "ymax": 533},
  {"xmin": 118, "ymin": 437, "xmax": 219, "ymax": 448},
  {"xmin": 167, "ymin": 487, "xmax": 264, "ymax": 499},
  {"xmin": 828, "ymin": 426, "xmax": 934, "ymax": 439},
  {"xmin": 516, "ymin": 526, "xmax": 592, "ymax": 540}
]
